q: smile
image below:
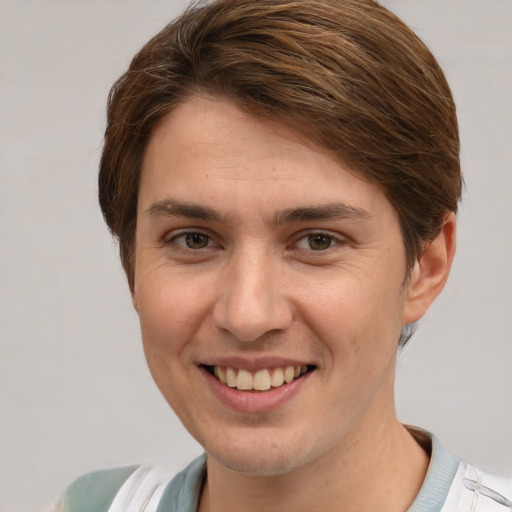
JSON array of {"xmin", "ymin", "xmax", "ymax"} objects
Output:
[{"xmin": 204, "ymin": 365, "xmax": 315, "ymax": 391}]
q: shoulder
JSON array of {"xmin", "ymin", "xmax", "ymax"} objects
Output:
[
  {"xmin": 57, "ymin": 455, "xmax": 207, "ymax": 512},
  {"xmin": 442, "ymin": 461, "xmax": 512, "ymax": 512},
  {"xmin": 407, "ymin": 427, "xmax": 512, "ymax": 512},
  {"xmin": 59, "ymin": 465, "xmax": 140, "ymax": 512}
]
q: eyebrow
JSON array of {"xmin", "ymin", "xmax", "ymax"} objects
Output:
[
  {"xmin": 272, "ymin": 203, "xmax": 371, "ymax": 225},
  {"xmin": 146, "ymin": 198, "xmax": 371, "ymax": 225},
  {"xmin": 146, "ymin": 198, "xmax": 232, "ymax": 223}
]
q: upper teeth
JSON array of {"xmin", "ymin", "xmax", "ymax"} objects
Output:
[{"xmin": 213, "ymin": 365, "xmax": 308, "ymax": 391}]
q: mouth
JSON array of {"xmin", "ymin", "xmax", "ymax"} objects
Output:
[{"xmin": 201, "ymin": 364, "xmax": 316, "ymax": 392}]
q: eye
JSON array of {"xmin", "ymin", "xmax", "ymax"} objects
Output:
[
  {"xmin": 295, "ymin": 233, "xmax": 337, "ymax": 251},
  {"xmin": 172, "ymin": 232, "xmax": 213, "ymax": 249}
]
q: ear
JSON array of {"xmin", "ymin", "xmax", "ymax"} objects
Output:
[
  {"xmin": 403, "ymin": 212, "xmax": 457, "ymax": 324},
  {"xmin": 131, "ymin": 284, "xmax": 139, "ymax": 313}
]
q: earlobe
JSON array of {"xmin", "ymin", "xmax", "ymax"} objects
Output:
[{"xmin": 403, "ymin": 213, "xmax": 457, "ymax": 324}]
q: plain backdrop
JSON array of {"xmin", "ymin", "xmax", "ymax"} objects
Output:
[{"xmin": 0, "ymin": 1, "xmax": 511, "ymax": 510}]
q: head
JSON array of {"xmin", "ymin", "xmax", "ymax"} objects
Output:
[
  {"xmin": 99, "ymin": 0, "xmax": 462, "ymax": 309},
  {"xmin": 98, "ymin": 0, "xmax": 462, "ymax": 475}
]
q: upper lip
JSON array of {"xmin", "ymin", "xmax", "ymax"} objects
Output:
[{"xmin": 199, "ymin": 356, "xmax": 316, "ymax": 372}]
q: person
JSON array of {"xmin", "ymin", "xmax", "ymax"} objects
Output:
[{"xmin": 58, "ymin": 0, "xmax": 511, "ymax": 510}]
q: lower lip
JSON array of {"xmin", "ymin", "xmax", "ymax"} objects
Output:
[{"xmin": 200, "ymin": 367, "xmax": 313, "ymax": 413}]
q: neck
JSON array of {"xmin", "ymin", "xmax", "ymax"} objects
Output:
[{"xmin": 199, "ymin": 415, "xmax": 429, "ymax": 512}]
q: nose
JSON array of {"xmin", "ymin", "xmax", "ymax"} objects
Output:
[{"xmin": 212, "ymin": 250, "xmax": 293, "ymax": 342}]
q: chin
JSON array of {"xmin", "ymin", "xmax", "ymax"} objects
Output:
[
  {"xmin": 203, "ymin": 430, "xmax": 320, "ymax": 476},
  {"xmin": 210, "ymin": 450, "xmax": 304, "ymax": 476}
]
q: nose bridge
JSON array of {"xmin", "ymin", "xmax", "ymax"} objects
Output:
[{"xmin": 213, "ymin": 244, "xmax": 292, "ymax": 342}]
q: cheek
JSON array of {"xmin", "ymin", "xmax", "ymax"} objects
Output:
[
  {"xmin": 138, "ymin": 262, "xmax": 211, "ymax": 320},
  {"xmin": 134, "ymin": 268, "xmax": 222, "ymax": 381},
  {"xmin": 298, "ymin": 270, "xmax": 405, "ymax": 358},
  {"xmin": 135, "ymin": 279, "xmax": 204, "ymax": 408},
  {"xmin": 135, "ymin": 277, "xmax": 200, "ymax": 354}
]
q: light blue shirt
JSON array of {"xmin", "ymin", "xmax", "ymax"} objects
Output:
[{"xmin": 60, "ymin": 433, "xmax": 486, "ymax": 512}]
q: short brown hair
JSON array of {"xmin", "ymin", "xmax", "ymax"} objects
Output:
[{"xmin": 99, "ymin": 0, "xmax": 461, "ymax": 292}]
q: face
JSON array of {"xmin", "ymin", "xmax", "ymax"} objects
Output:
[{"xmin": 133, "ymin": 96, "xmax": 413, "ymax": 475}]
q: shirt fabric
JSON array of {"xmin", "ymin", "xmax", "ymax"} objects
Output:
[{"xmin": 60, "ymin": 430, "xmax": 511, "ymax": 512}]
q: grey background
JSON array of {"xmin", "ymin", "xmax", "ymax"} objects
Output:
[{"xmin": 0, "ymin": 1, "xmax": 510, "ymax": 510}]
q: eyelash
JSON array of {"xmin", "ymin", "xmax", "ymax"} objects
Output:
[
  {"xmin": 293, "ymin": 232, "xmax": 342, "ymax": 252},
  {"xmin": 165, "ymin": 230, "xmax": 345, "ymax": 253},
  {"xmin": 167, "ymin": 230, "xmax": 218, "ymax": 250}
]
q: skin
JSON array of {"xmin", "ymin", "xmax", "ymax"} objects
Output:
[{"xmin": 132, "ymin": 96, "xmax": 456, "ymax": 512}]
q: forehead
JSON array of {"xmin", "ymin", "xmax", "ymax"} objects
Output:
[
  {"xmin": 144, "ymin": 96, "xmax": 333, "ymax": 178},
  {"xmin": 139, "ymin": 96, "xmax": 395, "ymax": 223}
]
